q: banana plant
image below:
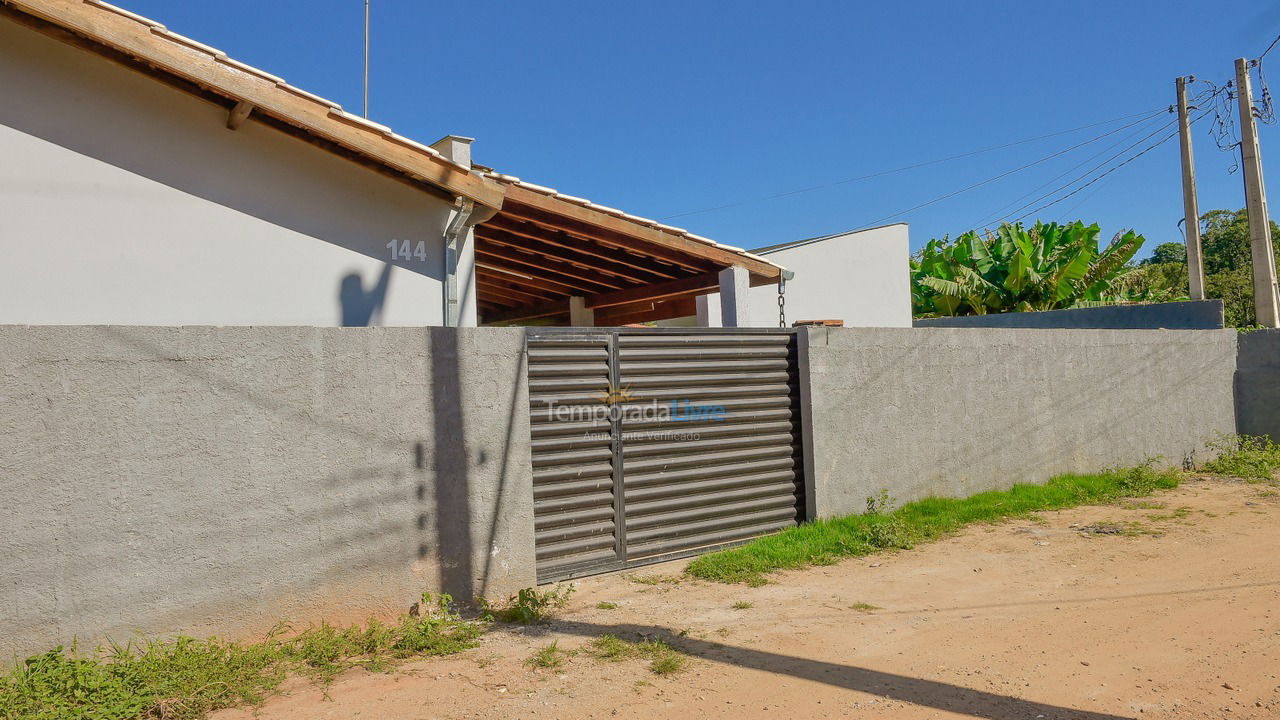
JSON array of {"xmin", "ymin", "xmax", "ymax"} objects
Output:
[{"xmin": 911, "ymin": 221, "xmax": 1152, "ymax": 317}]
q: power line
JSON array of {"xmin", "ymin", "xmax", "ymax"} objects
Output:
[
  {"xmin": 1010, "ymin": 111, "xmax": 1211, "ymax": 223},
  {"xmin": 839, "ymin": 110, "xmax": 1174, "ymax": 232},
  {"xmin": 967, "ymin": 110, "xmax": 1174, "ymax": 229},
  {"xmin": 657, "ymin": 106, "xmax": 1168, "ymax": 221},
  {"xmin": 1260, "ymin": 31, "xmax": 1280, "ymax": 60},
  {"xmin": 993, "ymin": 115, "xmax": 1183, "ymax": 225}
]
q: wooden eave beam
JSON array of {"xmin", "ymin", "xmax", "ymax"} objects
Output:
[
  {"xmin": 478, "ymin": 217, "xmax": 684, "ymax": 281},
  {"xmin": 484, "ymin": 270, "xmax": 721, "ymax": 324},
  {"xmin": 501, "ymin": 185, "xmax": 781, "ymax": 279},
  {"xmin": 594, "ymin": 296, "xmax": 697, "ymax": 326},
  {"xmin": 474, "ymin": 245, "xmax": 630, "ymax": 292},
  {"xmin": 226, "ymin": 99, "xmax": 253, "ymax": 130},
  {"xmin": 474, "ymin": 262, "xmax": 587, "ymax": 297},
  {"xmin": 475, "ymin": 275, "xmax": 555, "ymax": 305},
  {"xmin": 2, "ymin": 0, "xmax": 506, "ymax": 209}
]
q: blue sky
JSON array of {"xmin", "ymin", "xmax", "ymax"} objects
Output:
[{"xmin": 123, "ymin": 0, "xmax": 1280, "ymax": 256}]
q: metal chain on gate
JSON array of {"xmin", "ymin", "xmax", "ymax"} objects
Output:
[{"xmin": 777, "ymin": 276, "xmax": 787, "ymax": 328}]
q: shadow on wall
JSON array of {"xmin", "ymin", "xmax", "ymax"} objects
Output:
[
  {"xmin": 421, "ymin": 327, "xmax": 528, "ymax": 601},
  {"xmin": 0, "ymin": 20, "xmax": 449, "ymax": 279},
  {"xmin": 340, "ymin": 264, "xmax": 392, "ymax": 327},
  {"xmin": 0, "ymin": 325, "xmax": 533, "ymax": 658},
  {"xmin": 1236, "ymin": 328, "xmax": 1280, "ymax": 442}
]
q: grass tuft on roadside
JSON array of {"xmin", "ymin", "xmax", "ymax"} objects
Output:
[
  {"xmin": 685, "ymin": 463, "xmax": 1181, "ymax": 585},
  {"xmin": 0, "ymin": 594, "xmax": 482, "ymax": 720},
  {"xmin": 525, "ymin": 641, "xmax": 571, "ymax": 671},
  {"xmin": 585, "ymin": 634, "xmax": 687, "ymax": 675}
]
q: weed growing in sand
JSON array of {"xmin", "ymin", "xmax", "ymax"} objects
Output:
[
  {"xmin": 0, "ymin": 593, "xmax": 482, "ymax": 720},
  {"xmin": 1203, "ymin": 435, "xmax": 1280, "ymax": 481},
  {"xmin": 586, "ymin": 635, "xmax": 687, "ymax": 675},
  {"xmin": 479, "ymin": 585, "xmax": 575, "ymax": 624},
  {"xmin": 525, "ymin": 641, "xmax": 570, "ymax": 671}
]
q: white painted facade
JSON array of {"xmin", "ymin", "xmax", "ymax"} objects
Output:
[
  {"xmin": 672, "ymin": 223, "xmax": 912, "ymax": 328},
  {"xmin": 0, "ymin": 18, "xmax": 472, "ymax": 326}
]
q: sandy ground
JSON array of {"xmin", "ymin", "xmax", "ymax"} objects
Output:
[{"xmin": 214, "ymin": 477, "xmax": 1280, "ymax": 720}]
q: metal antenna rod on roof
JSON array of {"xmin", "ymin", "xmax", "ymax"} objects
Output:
[{"xmin": 363, "ymin": 0, "xmax": 370, "ymax": 118}]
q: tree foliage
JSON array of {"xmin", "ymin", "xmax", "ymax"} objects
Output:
[
  {"xmin": 1131, "ymin": 208, "xmax": 1280, "ymax": 327},
  {"xmin": 911, "ymin": 221, "xmax": 1172, "ymax": 317}
]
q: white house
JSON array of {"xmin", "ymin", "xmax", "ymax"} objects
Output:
[
  {"xmin": 670, "ymin": 224, "xmax": 913, "ymax": 328},
  {"xmin": 0, "ymin": 0, "xmax": 910, "ymax": 329},
  {"xmin": 0, "ymin": 0, "xmax": 787, "ymax": 327}
]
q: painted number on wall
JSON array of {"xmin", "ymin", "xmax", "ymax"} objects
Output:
[{"xmin": 386, "ymin": 239, "xmax": 428, "ymax": 261}]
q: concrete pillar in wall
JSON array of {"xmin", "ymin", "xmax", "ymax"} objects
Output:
[
  {"xmin": 718, "ymin": 266, "xmax": 750, "ymax": 327},
  {"xmin": 696, "ymin": 294, "xmax": 721, "ymax": 327},
  {"xmin": 432, "ymin": 135, "xmax": 478, "ymax": 327},
  {"xmin": 569, "ymin": 296, "xmax": 595, "ymax": 326}
]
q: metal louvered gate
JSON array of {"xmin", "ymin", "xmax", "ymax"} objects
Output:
[{"xmin": 528, "ymin": 328, "xmax": 806, "ymax": 583}]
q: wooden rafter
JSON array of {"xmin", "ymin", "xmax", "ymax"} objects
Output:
[
  {"xmin": 484, "ymin": 271, "xmax": 720, "ymax": 324},
  {"xmin": 594, "ymin": 296, "xmax": 697, "ymax": 326},
  {"xmin": 475, "ymin": 254, "xmax": 614, "ymax": 295},
  {"xmin": 475, "ymin": 275, "xmax": 553, "ymax": 306},
  {"xmin": 479, "ymin": 217, "xmax": 685, "ymax": 281},
  {"xmin": 502, "ymin": 185, "xmax": 781, "ymax": 279},
  {"xmin": 474, "ymin": 246, "xmax": 629, "ymax": 293}
]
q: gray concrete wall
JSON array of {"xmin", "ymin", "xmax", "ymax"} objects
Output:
[
  {"xmin": 799, "ymin": 327, "xmax": 1240, "ymax": 518},
  {"xmin": 0, "ymin": 16, "xmax": 475, "ymax": 327},
  {"xmin": 913, "ymin": 300, "xmax": 1225, "ymax": 330},
  {"xmin": 1236, "ymin": 329, "xmax": 1280, "ymax": 442},
  {"xmin": 0, "ymin": 326, "xmax": 533, "ymax": 661}
]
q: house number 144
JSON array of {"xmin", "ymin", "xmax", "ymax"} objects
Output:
[{"xmin": 386, "ymin": 239, "xmax": 428, "ymax": 261}]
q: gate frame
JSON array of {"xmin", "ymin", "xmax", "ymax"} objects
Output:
[{"xmin": 526, "ymin": 326, "xmax": 811, "ymax": 584}]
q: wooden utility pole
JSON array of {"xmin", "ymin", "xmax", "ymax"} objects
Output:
[
  {"xmin": 1235, "ymin": 57, "xmax": 1280, "ymax": 327},
  {"xmin": 1176, "ymin": 76, "xmax": 1207, "ymax": 300}
]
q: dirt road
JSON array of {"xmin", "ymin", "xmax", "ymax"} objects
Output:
[{"xmin": 214, "ymin": 477, "xmax": 1280, "ymax": 720}]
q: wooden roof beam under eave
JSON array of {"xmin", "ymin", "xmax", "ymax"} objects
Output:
[
  {"xmin": 474, "ymin": 225, "xmax": 680, "ymax": 284},
  {"xmin": 478, "ymin": 217, "xmax": 686, "ymax": 281},
  {"xmin": 499, "ymin": 185, "xmax": 781, "ymax": 280},
  {"xmin": 482, "ymin": 271, "xmax": 721, "ymax": 324},
  {"xmin": 473, "ymin": 245, "xmax": 631, "ymax": 293}
]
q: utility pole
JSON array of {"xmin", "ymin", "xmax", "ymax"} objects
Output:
[
  {"xmin": 1176, "ymin": 76, "xmax": 1207, "ymax": 300},
  {"xmin": 363, "ymin": 0, "xmax": 370, "ymax": 118},
  {"xmin": 1235, "ymin": 57, "xmax": 1280, "ymax": 327}
]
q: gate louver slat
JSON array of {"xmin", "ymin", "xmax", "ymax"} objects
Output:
[
  {"xmin": 528, "ymin": 329, "xmax": 805, "ymax": 583},
  {"xmin": 527, "ymin": 334, "xmax": 620, "ymax": 580},
  {"xmin": 616, "ymin": 333, "xmax": 804, "ymax": 563}
]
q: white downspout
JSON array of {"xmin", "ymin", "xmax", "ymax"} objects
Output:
[{"xmin": 443, "ymin": 197, "xmax": 476, "ymax": 328}]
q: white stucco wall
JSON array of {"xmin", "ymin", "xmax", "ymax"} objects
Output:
[
  {"xmin": 0, "ymin": 17, "xmax": 468, "ymax": 326},
  {"xmin": 666, "ymin": 224, "xmax": 911, "ymax": 328}
]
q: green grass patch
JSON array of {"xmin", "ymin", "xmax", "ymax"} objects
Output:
[
  {"xmin": 594, "ymin": 601, "xmax": 619, "ymax": 610},
  {"xmin": 848, "ymin": 602, "xmax": 881, "ymax": 612},
  {"xmin": 624, "ymin": 573, "xmax": 682, "ymax": 586},
  {"xmin": 730, "ymin": 601, "xmax": 753, "ymax": 610},
  {"xmin": 0, "ymin": 594, "xmax": 482, "ymax": 720},
  {"xmin": 525, "ymin": 641, "xmax": 570, "ymax": 671},
  {"xmin": 1203, "ymin": 435, "xmax": 1280, "ymax": 481},
  {"xmin": 685, "ymin": 463, "xmax": 1181, "ymax": 585},
  {"xmin": 585, "ymin": 635, "xmax": 687, "ymax": 675}
]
